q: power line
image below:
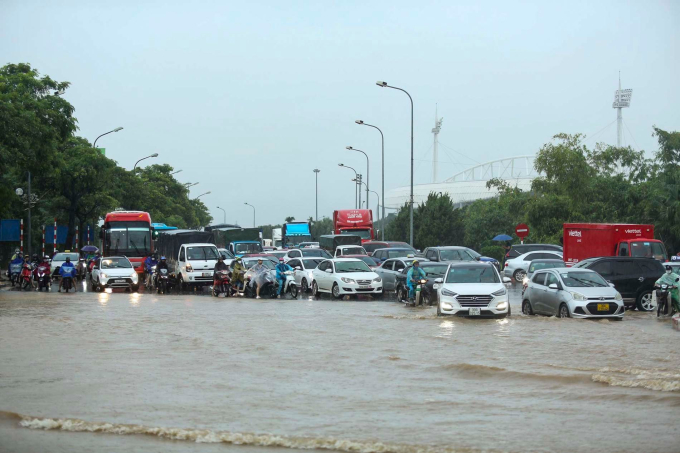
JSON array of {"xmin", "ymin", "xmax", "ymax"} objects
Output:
[
  {"xmin": 438, "ymin": 141, "xmax": 481, "ymax": 165},
  {"xmin": 583, "ymin": 119, "xmax": 617, "ymax": 144},
  {"xmin": 623, "ymin": 118, "xmax": 641, "ymax": 150}
]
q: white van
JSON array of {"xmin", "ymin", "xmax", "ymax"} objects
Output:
[{"xmin": 168, "ymin": 243, "xmax": 220, "ymax": 290}]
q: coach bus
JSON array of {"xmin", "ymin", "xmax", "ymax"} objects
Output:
[{"xmin": 102, "ymin": 211, "xmax": 153, "ymax": 275}]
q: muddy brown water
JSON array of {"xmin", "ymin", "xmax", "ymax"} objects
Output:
[{"xmin": 1, "ymin": 283, "xmax": 679, "ymax": 453}]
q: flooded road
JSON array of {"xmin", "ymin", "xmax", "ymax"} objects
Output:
[{"xmin": 1, "ymin": 284, "xmax": 679, "ymax": 453}]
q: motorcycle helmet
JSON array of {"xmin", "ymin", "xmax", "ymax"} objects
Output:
[
  {"xmin": 65, "ymin": 257, "xmax": 71, "ymax": 262},
  {"xmin": 279, "ymin": 258, "xmax": 285, "ymax": 262},
  {"xmin": 412, "ymin": 260, "xmax": 419, "ymax": 265},
  {"xmin": 665, "ymin": 265, "xmax": 672, "ymax": 274}
]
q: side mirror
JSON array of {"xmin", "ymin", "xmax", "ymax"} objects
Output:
[
  {"xmin": 325, "ymin": 268, "xmax": 332, "ymax": 274},
  {"xmin": 295, "ymin": 266, "xmax": 301, "ymax": 270},
  {"xmin": 416, "ymin": 249, "xmax": 421, "ymax": 253},
  {"xmin": 675, "ymin": 277, "xmax": 680, "ymax": 282},
  {"xmin": 502, "ymin": 277, "xmax": 511, "ymax": 283},
  {"xmin": 434, "ymin": 278, "xmax": 443, "ymax": 284},
  {"xmin": 549, "ymin": 283, "xmax": 559, "ymax": 290},
  {"xmin": 475, "ymin": 256, "xmax": 481, "ymax": 261},
  {"xmin": 609, "ymin": 282, "xmax": 616, "ymax": 287}
]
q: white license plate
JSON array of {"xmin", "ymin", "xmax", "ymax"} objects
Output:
[
  {"xmin": 202, "ymin": 273, "xmax": 211, "ymax": 277},
  {"xmin": 115, "ymin": 279, "xmax": 125, "ymax": 283},
  {"xmin": 469, "ymin": 307, "xmax": 481, "ymax": 316},
  {"xmin": 359, "ymin": 285, "xmax": 370, "ymax": 289}
]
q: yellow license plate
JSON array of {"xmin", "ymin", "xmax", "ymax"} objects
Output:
[{"xmin": 597, "ymin": 303, "xmax": 609, "ymax": 311}]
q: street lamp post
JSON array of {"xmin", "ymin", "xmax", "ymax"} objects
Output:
[
  {"xmin": 133, "ymin": 153, "xmax": 159, "ymax": 171},
  {"xmin": 376, "ymin": 81, "xmax": 414, "ymax": 247},
  {"xmin": 338, "ymin": 163, "xmax": 358, "ymax": 208},
  {"xmin": 184, "ymin": 182, "xmax": 198, "ymax": 188},
  {"xmin": 355, "ymin": 120, "xmax": 385, "ymax": 240},
  {"xmin": 195, "ymin": 191, "xmax": 211, "ymax": 200},
  {"xmin": 216, "ymin": 206, "xmax": 226, "ymax": 223},
  {"xmin": 170, "ymin": 169, "xmax": 182, "ymax": 175},
  {"xmin": 93, "ymin": 127, "xmax": 123, "ymax": 148},
  {"xmin": 346, "ymin": 146, "xmax": 369, "ymax": 212},
  {"xmin": 244, "ymin": 203, "xmax": 255, "ymax": 227},
  {"xmin": 313, "ymin": 169, "xmax": 320, "ymax": 221}
]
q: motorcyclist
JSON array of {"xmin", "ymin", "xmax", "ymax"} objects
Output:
[
  {"xmin": 34, "ymin": 256, "xmax": 52, "ymax": 288},
  {"xmin": 406, "ymin": 260, "xmax": 427, "ymax": 303},
  {"xmin": 215, "ymin": 255, "xmax": 230, "ymax": 272},
  {"xmin": 655, "ymin": 265, "xmax": 680, "ymax": 314},
  {"xmin": 231, "ymin": 257, "xmax": 245, "ymax": 290},
  {"xmin": 275, "ymin": 258, "xmax": 293, "ymax": 299},
  {"xmin": 8, "ymin": 252, "xmax": 23, "ymax": 282},
  {"xmin": 58, "ymin": 256, "xmax": 76, "ymax": 292},
  {"xmin": 10, "ymin": 248, "xmax": 22, "ymax": 261},
  {"xmin": 144, "ymin": 253, "xmax": 159, "ymax": 287},
  {"xmin": 250, "ymin": 259, "xmax": 268, "ymax": 299}
]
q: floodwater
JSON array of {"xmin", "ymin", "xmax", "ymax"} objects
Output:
[{"xmin": 1, "ymin": 283, "xmax": 679, "ymax": 453}]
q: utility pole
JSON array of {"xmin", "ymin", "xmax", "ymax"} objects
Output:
[
  {"xmin": 431, "ymin": 106, "xmax": 443, "ymax": 183},
  {"xmin": 357, "ymin": 174, "xmax": 362, "ymax": 209},
  {"xmin": 313, "ymin": 169, "xmax": 320, "ymax": 221},
  {"xmin": 612, "ymin": 72, "xmax": 632, "ymax": 147}
]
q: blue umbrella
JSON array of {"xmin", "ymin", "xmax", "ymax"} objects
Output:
[{"xmin": 492, "ymin": 234, "xmax": 513, "ymax": 241}]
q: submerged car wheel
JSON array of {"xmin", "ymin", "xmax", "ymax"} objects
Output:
[
  {"xmin": 373, "ymin": 291, "xmax": 384, "ymax": 300},
  {"xmin": 331, "ymin": 283, "xmax": 341, "ymax": 300},
  {"xmin": 301, "ymin": 278, "xmax": 309, "ymax": 293},
  {"xmin": 312, "ymin": 281, "xmax": 320, "ymax": 298},
  {"xmin": 396, "ymin": 286, "xmax": 406, "ymax": 303},
  {"xmin": 522, "ymin": 300, "xmax": 534, "ymax": 315},
  {"xmin": 636, "ymin": 290, "xmax": 654, "ymax": 312},
  {"xmin": 513, "ymin": 269, "xmax": 526, "ymax": 282},
  {"xmin": 558, "ymin": 303, "xmax": 570, "ymax": 318}
]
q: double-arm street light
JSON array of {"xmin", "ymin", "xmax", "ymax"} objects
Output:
[
  {"xmin": 338, "ymin": 163, "xmax": 358, "ymax": 208},
  {"xmin": 133, "ymin": 153, "xmax": 159, "ymax": 171},
  {"xmin": 244, "ymin": 203, "xmax": 255, "ymax": 227},
  {"xmin": 216, "ymin": 206, "xmax": 226, "ymax": 224},
  {"xmin": 93, "ymin": 127, "xmax": 123, "ymax": 148},
  {"xmin": 170, "ymin": 169, "xmax": 182, "ymax": 175},
  {"xmin": 184, "ymin": 182, "xmax": 198, "ymax": 188},
  {"xmin": 195, "ymin": 191, "xmax": 211, "ymax": 200},
  {"xmin": 355, "ymin": 120, "xmax": 385, "ymax": 240},
  {"xmin": 313, "ymin": 169, "xmax": 321, "ymax": 222},
  {"xmin": 346, "ymin": 146, "xmax": 369, "ymax": 210},
  {"xmin": 376, "ymin": 80, "xmax": 414, "ymax": 247}
]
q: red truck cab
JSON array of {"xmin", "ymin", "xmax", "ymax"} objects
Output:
[
  {"xmin": 333, "ymin": 209, "xmax": 374, "ymax": 243},
  {"xmin": 563, "ymin": 223, "xmax": 667, "ymax": 265}
]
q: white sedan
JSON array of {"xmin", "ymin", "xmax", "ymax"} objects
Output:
[
  {"xmin": 91, "ymin": 256, "xmax": 140, "ymax": 292},
  {"xmin": 503, "ymin": 250, "xmax": 563, "ymax": 282},
  {"xmin": 286, "ymin": 257, "xmax": 324, "ymax": 293},
  {"xmin": 311, "ymin": 258, "xmax": 383, "ymax": 299},
  {"xmin": 436, "ymin": 262, "xmax": 512, "ymax": 317}
]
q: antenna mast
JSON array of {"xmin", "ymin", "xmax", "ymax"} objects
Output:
[{"xmin": 431, "ymin": 105, "xmax": 443, "ymax": 183}]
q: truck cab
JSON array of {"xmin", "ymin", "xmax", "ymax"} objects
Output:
[
  {"xmin": 230, "ymin": 240, "xmax": 263, "ymax": 257},
  {"xmin": 172, "ymin": 243, "xmax": 220, "ymax": 289},
  {"xmin": 615, "ymin": 239, "xmax": 666, "ymax": 261}
]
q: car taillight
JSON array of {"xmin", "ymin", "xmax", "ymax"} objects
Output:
[{"xmin": 504, "ymin": 262, "xmax": 508, "ymax": 267}]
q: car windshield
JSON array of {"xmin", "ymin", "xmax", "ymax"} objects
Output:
[
  {"xmin": 363, "ymin": 243, "xmax": 387, "ymax": 253},
  {"xmin": 385, "ymin": 249, "xmax": 411, "ymax": 258},
  {"xmin": 339, "ymin": 229, "xmax": 372, "ymax": 240},
  {"xmin": 53, "ymin": 253, "xmax": 79, "ymax": 262},
  {"xmin": 559, "ymin": 271, "xmax": 609, "ymax": 287},
  {"xmin": 187, "ymin": 246, "xmax": 219, "ymax": 260},
  {"xmin": 235, "ymin": 243, "xmax": 263, "ymax": 254},
  {"xmin": 357, "ymin": 256, "xmax": 378, "ymax": 267},
  {"xmin": 100, "ymin": 258, "xmax": 132, "ymax": 269},
  {"xmin": 529, "ymin": 261, "xmax": 566, "ymax": 273},
  {"xmin": 218, "ymin": 249, "xmax": 235, "ymax": 259},
  {"xmin": 302, "ymin": 259, "xmax": 323, "ymax": 269},
  {"xmin": 335, "ymin": 260, "xmax": 372, "ymax": 273},
  {"xmin": 242, "ymin": 259, "xmax": 276, "ymax": 270},
  {"xmin": 342, "ymin": 247, "xmax": 366, "ymax": 255},
  {"xmin": 445, "ymin": 266, "xmax": 500, "ymax": 283},
  {"xmin": 269, "ymin": 252, "xmax": 288, "ymax": 259},
  {"xmin": 440, "ymin": 249, "xmax": 475, "ymax": 261},
  {"xmin": 388, "ymin": 242, "xmax": 416, "ymax": 252},
  {"xmin": 420, "ymin": 264, "xmax": 447, "ymax": 278},
  {"xmin": 630, "ymin": 241, "xmax": 666, "ymax": 261},
  {"xmin": 302, "ymin": 249, "xmax": 332, "ymax": 258},
  {"xmin": 466, "ymin": 249, "xmax": 482, "ymax": 259}
]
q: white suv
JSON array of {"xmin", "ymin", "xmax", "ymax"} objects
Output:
[
  {"xmin": 436, "ymin": 262, "xmax": 512, "ymax": 317},
  {"xmin": 311, "ymin": 258, "xmax": 383, "ymax": 299}
]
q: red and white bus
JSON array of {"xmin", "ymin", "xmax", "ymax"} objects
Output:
[{"xmin": 102, "ymin": 211, "xmax": 153, "ymax": 275}]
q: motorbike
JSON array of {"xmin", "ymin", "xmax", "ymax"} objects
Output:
[
  {"xmin": 402, "ymin": 278, "xmax": 430, "ymax": 307},
  {"xmin": 9, "ymin": 262, "xmax": 22, "ymax": 287},
  {"xmin": 281, "ymin": 271, "xmax": 298, "ymax": 299},
  {"xmin": 146, "ymin": 265, "xmax": 156, "ymax": 291},
  {"xmin": 212, "ymin": 270, "xmax": 232, "ymax": 297},
  {"xmin": 245, "ymin": 271, "xmax": 278, "ymax": 299},
  {"xmin": 35, "ymin": 265, "xmax": 51, "ymax": 291},
  {"xmin": 61, "ymin": 266, "xmax": 76, "ymax": 293},
  {"xmin": 20, "ymin": 263, "xmax": 33, "ymax": 291},
  {"xmin": 156, "ymin": 268, "xmax": 170, "ymax": 294},
  {"xmin": 77, "ymin": 258, "xmax": 88, "ymax": 281},
  {"xmin": 655, "ymin": 278, "xmax": 679, "ymax": 318}
]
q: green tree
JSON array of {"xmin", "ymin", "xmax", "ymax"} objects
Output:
[{"xmin": 285, "ymin": 216, "xmax": 295, "ymax": 223}]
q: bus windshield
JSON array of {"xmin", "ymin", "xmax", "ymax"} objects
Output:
[{"xmin": 104, "ymin": 221, "xmax": 151, "ymax": 258}]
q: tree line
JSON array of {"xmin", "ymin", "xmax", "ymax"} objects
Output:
[{"xmin": 0, "ymin": 63, "xmax": 212, "ymax": 258}]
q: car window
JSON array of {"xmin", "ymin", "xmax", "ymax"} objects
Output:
[
  {"xmin": 394, "ymin": 261, "xmax": 406, "ymax": 271},
  {"xmin": 615, "ymin": 260, "xmax": 642, "ymax": 276},
  {"xmin": 589, "ymin": 260, "xmax": 612, "ymax": 277},
  {"xmin": 545, "ymin": 273, "xmax": 559, "ymax": 287},
  {"xmin": 532, "ymin": 273, "xmax": 546, "ymax": 286},
  {"xmin": 302, "ymin": 259, "xmax": 322, "ymax": 269},
  {"xmin": 440, "ymin": 249, "xmax": 465, "ymax": 261},
  {"xmin": 425, "ymin": 249, "xmax": 437, "ymax": 260},
  {"xmin": 187, "ymin": 246, "xmax": 219, "ymax": 260},
  {"xmin": 524, "ymin": 253, "xmax": 539, "ymax": 261},
  {"xmin": 179, "ymin": 247, "xmax": 185, "ymax": 261},
  {"xmin": 288, "ymin": 259, "xmax": 300, "ymax": 268},
  {"xmin": 317, "ymin": 261, "xmax": 328, "ymax": 272},
  {"xmin": 619, "ymin": 243, "xmax": 628, "ymax": 256},
  {"xmin": 290, "ymin": 250, "xmax": 301, "ymax": 257},
  {"xmin": 640, "ymin": 260, "xmax": 663, "ymax": 274},
  {"xmin": 381, "ymin": 260, "xmax": 394, "ymax": 270}
]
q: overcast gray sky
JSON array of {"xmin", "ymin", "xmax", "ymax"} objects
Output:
[{"xmin": 2, "ymin": 0, "xmax": 679, "ymax": 226}]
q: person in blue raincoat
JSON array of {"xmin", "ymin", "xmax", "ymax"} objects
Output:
[
  {"xmin": 144, "ymin": 253, "xmax": 158, "ymax": 287},
  {"xmin": 655, "ymin": 265, "xmax": 680, "ymax": 313},
  {"xmin": 406, "ymin": 260, "xmax": 427, "ymax": 302},
  {"xmin": 58, "ymin": 256, "xmax": 76, "ymax": 292},
  {"xmin": 275, "ymin": 258, "xmax": 293, "ymax": 298}
]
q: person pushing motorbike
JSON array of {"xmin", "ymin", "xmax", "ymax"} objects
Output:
[
  {"xmin": 406, "ymin": 260, "xmax": 427, "ymax": 304},
  {"xmin": 275, "ymin": 258, "xmax": 293, "ymax": 299},
  {"xmin": 250, "ymin": 259, "xmax": 268, "ymax": 299},
  {"xmin": 144, "ymin": 253, "xmax": 158, "ymax": 287},
  {"xmin": 655, "ymin": 265, "xmax": 680, "ymax": 314}
]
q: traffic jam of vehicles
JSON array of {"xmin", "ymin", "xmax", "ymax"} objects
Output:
[{"xmin": 6, "ymin": 210, "xmax": 679, "ymax": 327}]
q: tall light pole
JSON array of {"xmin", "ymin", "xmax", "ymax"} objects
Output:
[
  {"xmin": 93, "ymin": 127, "xmax": 123, "ymax": 148},
  {"xmin": 313, "ymin": 169, "xmax": 320, "ymax": 221},
  {"xmin": 184, "ymin": 182, "xmax": 198, "ymax": 188},
  {"xmin": 338, "ymin": 163, "xmax": 358, "ymax": 208},
  {"xmin": 355, "ymin": 120, "xmax": 385, "ymax": 240},
  {"xmin": 376, "ymin": 80, "xmax": 414, "ymax": 247},
  {"xmin": 216, "ymin": 206, "xmax": 226, "ymax": 223},
  {"xmin": 170, "ymin": 169, "xmax": 182, "ymax": 175},
  {"xmin": 133, "ymin": 153, "xmax": 159, "ymax": 171},
  {"xmin": 244, "ymin": 203, "xmax": 255, "ymax": 227},
  {"xmin": 346, "ymin": 146, "xmax": 369, "ymax": 210},
  {"xmin": 195, "ymin": 191, "xmax": 211, "ymax": 200}
]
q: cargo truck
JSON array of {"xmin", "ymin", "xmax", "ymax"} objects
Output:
[
  {"xmin": 273, "ymin": 228, "xmax": 282, "ymax": 249},
  {"xmin": 154, "ymin": 230, "xmax": 220, "ymax": 290},
  {"xmin": 210, "ymin": 227, "xmax": 263, "ymax": 257},
  {"xmin": 563, "ymin": 223, "xmax": 667, "ymax": 265},
  {"xmin": 333, "ymin": 209, "xmax": 374, "ymax": 243}
]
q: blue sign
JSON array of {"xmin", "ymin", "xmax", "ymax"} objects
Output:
[{"xmin": 0, "ymin": 219, "xmax": 20, "ymax": 242}]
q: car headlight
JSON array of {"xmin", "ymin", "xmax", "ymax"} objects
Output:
[
  {"xmin": 496, "ymin": 301, "xmax": 508, "ymax": 310},
  {"xmin": 101, "ymin": 273, "xmax": 108, "ymax": 279},
  {"xmin": 373, "ymin": 277, "xmax": 382, "ymax": 283},
  {"xmin": 441, "ymin": 288, "xmax": 457, "ymax": 297},
  {"xmin": 131, "ymin": 273, "xmax": 138, "ymax": 281},
  {"xmin": 570, "ymin": 291, "xmax": 586, "ymax": 301},
  {"xmin": 441, "ymin": 302, "xmax": 454, "ymax": 310},
  {"xmin": 492, "ymin": 288, "xmax": 507, "ymax": 296},
  {"xmin": 341, "ymin": 277, "xmax": 356, "ymax": 284},
  {"xmin": 615, "ymin": 292, "xmax": 622, "ymax": 301},
  {"xmin": 186, "ymin": 264, "xmax": 193, "ymax": 272}
]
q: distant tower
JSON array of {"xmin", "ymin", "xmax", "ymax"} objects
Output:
[
  {"xmin": 612, "ymin": 72, "xmax": 632, "ymax": 147},
  {"xmin": 431, "ymin": 106, "xmax": 443, "ymax": 183}
]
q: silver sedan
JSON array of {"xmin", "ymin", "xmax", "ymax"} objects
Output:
[{"xmin": 374, "ymin": 257, "xmax": 424, "ymax": 291}]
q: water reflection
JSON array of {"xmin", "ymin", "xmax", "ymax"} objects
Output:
[
  {"xmin": 437, "ymin": 320, "xmax": 455, "ymax": 338},
  {"xmin": 98, "ymin": 292, "xmax": 109, "ymax": 306}
]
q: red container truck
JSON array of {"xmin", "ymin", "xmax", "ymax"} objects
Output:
[
  {"xmin": 563, "ymin": 223, "xmax": 667, "ymax": 265},
  {"xmin": 333, "ymin": 209, "xmax": 374, "ymax": 243}
]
